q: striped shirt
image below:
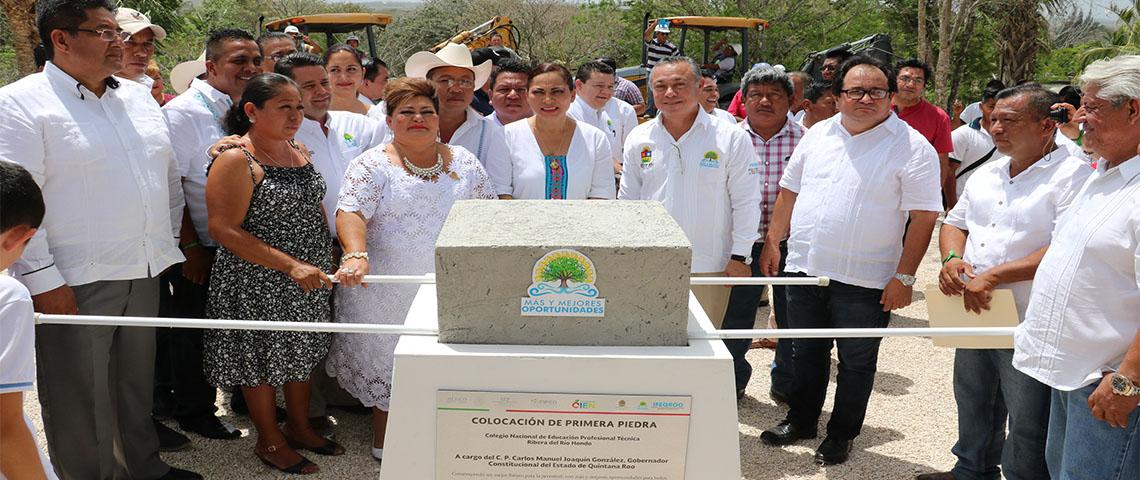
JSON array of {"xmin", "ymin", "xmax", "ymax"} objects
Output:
[
  {"xmin": 741, "ymin": 118, "xmax": 804, "ymax": 240},
  {"xmin": 645, "ymin": 40, "xmax": 679, "ymax": 67}
]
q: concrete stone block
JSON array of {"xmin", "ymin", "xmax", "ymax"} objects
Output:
[{"xmin": 434, "ymin": 200, "xmax": 692, "ymax": 346}]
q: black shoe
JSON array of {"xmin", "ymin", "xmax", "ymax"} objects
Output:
[
  {"xmin": 158, "ymin": 467, "xmax": 203, "ymax": 480},
  {"xmin": 759, "ymin": 421, "xmax": 817, "ymax": 446},
  {"xmin": 915, "ymin": 473, "xmax": 956, "ymax": 480},
  {"xmin": 154, "ymin": 419, "xmax": 191, "ymax": 452},
  {"xmin": 179, "ymin": 415, "xmax": 241, "ymax": 440},
  {"xmin": 769, "ymin": 388, "xmax": 790, "ymax": 405},
  {"xmin": 309, "ymin": 416, "xmax": 335, "ymax": 438},
  {"xmin": 814, "ymin": 436, "xmax": 853, "ymax": 465}
]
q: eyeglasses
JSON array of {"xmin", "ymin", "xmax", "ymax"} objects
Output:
[
  {"xmin": 66, "ymin": 27, "xmax": 129, "ymax": 42},
  {"xmin": 897, "ymin": 75, "xmax": 925, "ymax": 85},
  {"xmin": 435, "ymin": 78, "xmax": 474, "ymax": 89},
  {"xmin": 840, "ymin": 88, "xmax": 890, "ymax": 100}
]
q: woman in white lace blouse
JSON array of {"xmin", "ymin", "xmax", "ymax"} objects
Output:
[{"xmin": 328, "ymin": 78, "xmax": 496, "ymax": 461}]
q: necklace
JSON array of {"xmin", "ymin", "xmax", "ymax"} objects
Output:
[
  {"xmin": 399, "ymin": 144, "xmax": 444, "ymax": 179},
  {"xmin": 249, "ymin": 138, "xmax": 298, "ymax": 167}
]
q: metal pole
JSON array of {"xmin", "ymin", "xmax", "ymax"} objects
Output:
[
  {"xmin": 334, "ymin": 274, "xmax": 828, "ymax": 286},
  {"xmin": 694, "ymin": 327, "xmax": 1017, "ymax": 340},
  {"xmin": 35, "ymin": 314, "xmax": 1016, "ymax": 341}
]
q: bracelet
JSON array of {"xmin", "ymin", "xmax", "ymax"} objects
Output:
[
  {"xmin": 941, "ymin": 250, "xmax": 960, "ymax": 266},
  {"xmin": 179, "ymin": 241, "xmax": 201, "ymax": 251},
  {"xmin": 343, "ymin": 251, "xmax": 369, "ymax": 260}
]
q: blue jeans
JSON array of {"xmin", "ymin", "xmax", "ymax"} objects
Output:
[
  {"xmin": 1046, "ymin": 383, "xmax": 1140, "ymax": 480},
  {"xmin": 721, "ymin": 242, "xmax": 791, "ymax": 393},
  {"xmin": 950, "ymin": 349, "xmax": 1050, "ymax": 480},
  {"xmin": 783, "ymin": 276, "xmax": 890, "ymax": 440}
]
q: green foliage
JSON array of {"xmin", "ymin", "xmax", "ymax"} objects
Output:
[
  {"xmin": 1078, "ymin": 0, "xmax": 1140, "ymax": 69},
  {"xmin": 541, "ymin": 257, "xmax": 587, "ymax": 287}
]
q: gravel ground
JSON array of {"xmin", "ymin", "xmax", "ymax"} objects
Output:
[{"xmin": 23, "ymin": 236, "xmax": 960, "ymax": 479}]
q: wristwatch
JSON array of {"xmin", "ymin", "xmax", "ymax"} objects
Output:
[
  {"xmin": 893, "ymin": 273, "xmax": 917, "ymax": 287},
  {"xmin": 1110, "ymin": 373, "xmax": 1140, "ymax": 396},
  {"xmin": 730, "ymin": 254, "xmax": 752, "ymax": 265}
]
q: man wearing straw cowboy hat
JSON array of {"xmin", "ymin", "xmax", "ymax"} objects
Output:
[{"xmin": 404, "ymin": 42, "xmax": 508, "ymax": 176}]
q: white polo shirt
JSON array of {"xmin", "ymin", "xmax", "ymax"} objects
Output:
[
  {"xmin": 780, "ymin": 113, "xmax": 942, "ymax": 289},
  {"xmin": 604, "ymin": 97, "xmax": 639, "ymax": 155},
  {"xmin": 1014, "ymin": 156, "xmax": 1140, "ymax": 390},
  {"xmin": 711, "ymin": 108, "xmax": 737, "ymax": 125},
  {"xmin": 950, "ymin": 124, "xmax": 997, "ymax": 199},
  {"xmin": 0, "ymin": 276, "xmax": 59, "ymax": 480},
  {"xmin": 163, "ymin": 78, "xmax": 231, "ymax": 247},
  {"xmin": 447, "ymin": 107, "xmax": 508, "ymax": 170},
  {"xmin": 494, "ymin": 120, "xmax": 614, "ymax": 199},
  {"xmin": 618, "ymin": 108, "xmax": 762, "ymax": 273},
  {"xmin": 943, "ymin": 149, "xmax": 1091, "ymax": 317},
  {"xmin": 0, "ymin": 63, "xmax": 184, "ymax": 294},
  {"xmin": 294, "ymin": 111, "xmax": 387, "ymax": 237},
  {"xmin": 568, "ymin": 96, "xmax": 620, "ymax": 164}
]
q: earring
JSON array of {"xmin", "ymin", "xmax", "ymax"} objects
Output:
[{"xmin": 250, "ymin": 117, "xmax": 256, "ymax": 124}]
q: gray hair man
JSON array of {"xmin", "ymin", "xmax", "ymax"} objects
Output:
[
  {"xmin": 921, "ymin": 84, "xmax": 1092, "ymax": 480},
  {"xmin": 1013, "ymin": 55, "xmax": 1140, "ymax": 479},
  {"xmin": 618, "ymin": 56, "xmax": 762, "ymax": 330},
  {"xmin": 0, "ymin": 0, "xmax": 198, "ymax": 478},
  {"xmin": 758, "ymin": 55, "xmax": 942, "ymax": 465},
  {"xmin": 722, "ymin": 65, "xmax": 805, "ymax": 403}
]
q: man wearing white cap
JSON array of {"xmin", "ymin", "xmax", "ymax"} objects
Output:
[
  {"xmin": 642, "ymin": 19, "xmax": 679, "ymax": 116},
  {"xmin": 346, "ymin": 33, "xmax": 361, "ymax": 50},
  {"xmin": 404, "ymin": 42, "xmax": 508, "ymax": 176},
  {"xmin": 115, "ymin": 7, "xmax": 166, "ymax": 84},
  {"xmin": 285, "ymin": 25, "xmax": 323, "ymax": 54}
]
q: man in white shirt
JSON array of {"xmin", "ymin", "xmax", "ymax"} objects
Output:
[
  {"xmin": 360, "ymin": 56, "xmax": 388, "ymax": 105},
  {"xmin": 275, "ymin": 52, "xmax": 387, "ymax": 239},
  {"xmin": 488, "ymin": 59, "xmax": 532, "ymax": 127},
  {"xmin": 758, "ymin": 55, "xmax": 942, "ymax": 465},
  {"xmin": 949, "ymin": 80, "xmax": 1004, "ymax": 200},
  {"xmin": 0, "ymin": 1, "xmax": 197, "ymax": 478},
  {"xmin": 1013, "ymin": 55, "xmax": 1140, "ymax": 480},
  {"xmin": 618, "ymin": 56, "xmax": 762, "ymax": 328},
  {"xmin": 568, "ymin": 60, "xmax": 622, "ymax": 173},
  {"xmin": 698, "ymin": 71, "xmax": 739, "ymax": 124},
  {"xmin": 723, "ymin": 66, "xmax": 805, "ymax": 403},
  {"xmin": 114, "ymin": 7, "xmax": 164, "ymax": 84},
  {"xmin": 404, "ymin": 42, "xmax": 508, "ymax": 169},
  {"xmin": 797, "ymin": 81, "xmax": 838, "ymax": 129},
  {"xmin": 257, "ymin": 31, "xmax": 295, "ymax": 74},
  {"xmin": 160, "ymin": 28, "xmax": 261, "ymax": 442},
  {"xmin": 921, "ymin": 85, "xmax": 1092, "ymax": 480}
]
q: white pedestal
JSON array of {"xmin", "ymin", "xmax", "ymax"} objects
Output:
[{"xmin": 380, "ymin": 285, "xmax": 741, "ymax": 479}]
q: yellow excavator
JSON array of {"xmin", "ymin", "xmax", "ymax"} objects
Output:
[{"xmin": 429, "ymin": 16, "xmax": 519, "ymax": 53}]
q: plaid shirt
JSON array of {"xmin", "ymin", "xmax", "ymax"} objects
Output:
[
  {"xmin": 613, "ymin": 77, "xmax": 644, "ymax": 106},
  {"xmin": 742, "ymin": 118, "xmax": 804, "ymax": 240}
]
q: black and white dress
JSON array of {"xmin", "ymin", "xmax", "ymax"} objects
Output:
[{"xmin": 204, "ymin": 146, "xmax": 334, "ymax": 388}]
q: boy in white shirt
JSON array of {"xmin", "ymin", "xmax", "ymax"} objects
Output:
[{"xmin": 0, "ymin": 161, "xmax": 57, "ymax": 480}]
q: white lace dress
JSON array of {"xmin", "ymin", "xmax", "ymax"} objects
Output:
[{"xmin": 326, "ymin": 144, "xmax": 496, "ymax": 410}]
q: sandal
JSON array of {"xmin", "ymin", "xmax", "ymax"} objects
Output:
[
  {"xmin": 255, "ymin": 443, "xmax": 319, "ymax": 475},
  {"xmin": 286, "ymin": 434, "xmax": 346, "ymax": 456}
]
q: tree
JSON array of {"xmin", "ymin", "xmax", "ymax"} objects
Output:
[
  {"xmin": 985, "ymin": 0, "xmax": 1066, "ymax": 85},
  {"xmin": 1079, "ymin": 0, "xmax": 1140, "ymax": 69},
  {"xmin": 0, "ymin": 0, "xmax": 35, "ymax": 77},
  {"xmin": 541, "ymin": 257, "xmax": 587, "ymax": 289}
]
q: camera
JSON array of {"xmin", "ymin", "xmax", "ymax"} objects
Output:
[{"xmin": 1049, "ymin": 107, "xmax": 1070, "ymax": 124}]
